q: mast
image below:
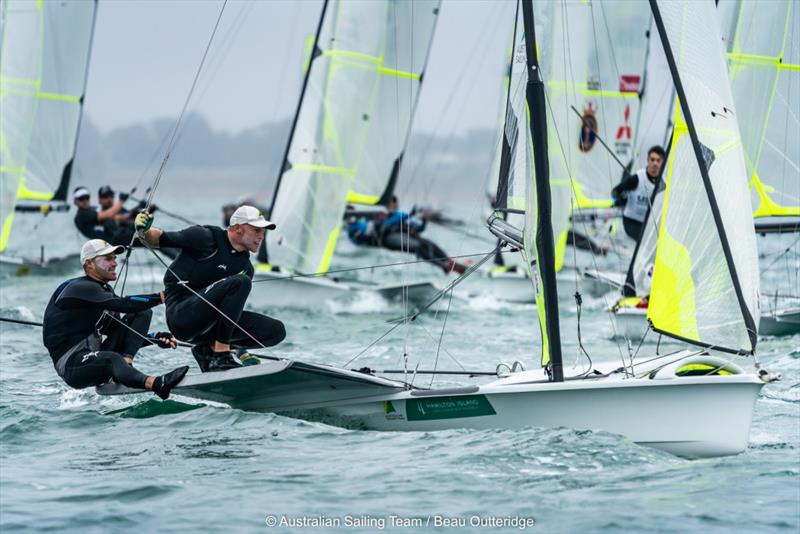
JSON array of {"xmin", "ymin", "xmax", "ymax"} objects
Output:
[
  {"xmin": 269, "ymin": 0, "xmax": 329, "ymax": 209},
  {"xmin": 521, "ymin": 0, "xmax": 563, "ymax": 382}
]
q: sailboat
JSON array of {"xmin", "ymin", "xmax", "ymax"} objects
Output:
[
  {"xmin": 248, "ymin": 0, "xmax": 442, "ymax": 309},
  {"xmin": 469, "ymin": 0, "xmax": 653, "ymax": 303},
  {"xmin": 723, "ymin": 0, "xmax": 799, "ymax": 336},
  {"xmin": 100, "ymin": 0, "xmax": 772, "ymax": 459},
  {"xmin": 611, "ymin": 0, "xmax": 800, "ymax": 338},
  {"xmin": 0, "ymin": 0, "xmax": 97, "ymax": 276}
]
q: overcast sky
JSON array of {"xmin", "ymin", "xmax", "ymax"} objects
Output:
[{"xmin": 84, "ymin": 0, "xmax": 516, "ymax": 137}]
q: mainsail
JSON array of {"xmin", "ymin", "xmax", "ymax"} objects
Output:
[
  {"xmin": 647, "ymin": 0, "xmax": 760, "ymax": 354},
  {"xmin": 723, "ymin": 0, "xmax": 799, "ymax": 219},
  {"xmin": 267, "ymin": 0, "xmax": 440, "ymax": 274},
  {"xmin": 542, "ymin": 1, "xmax": 651, "ymax": 211},
  {"xmin": 0, "ymin": 0, "xmax": 97, "ymax": 256}
]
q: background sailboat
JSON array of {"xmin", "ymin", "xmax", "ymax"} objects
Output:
[
  {"xmin": 723, "ymin": 0, "xmax": 799, "ymax": 336},
  {"xmin": 251, "ymin": 0, "xmax": 442, "ymax": 308},
  {"xmin": 0, "ymin": 0, "xmax": 97, "ymax": 276}
]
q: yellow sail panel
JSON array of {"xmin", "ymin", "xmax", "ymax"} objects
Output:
[{"xmin": 648, "ymin": 230, "xmax": 699, "ymax": 342}]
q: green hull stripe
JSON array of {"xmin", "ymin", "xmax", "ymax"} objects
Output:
[{"xmin": 405, "ymin": 395, "xmax": 496, "ymax": 421}]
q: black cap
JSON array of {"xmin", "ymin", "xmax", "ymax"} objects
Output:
[{"xmin": 98, "ymin": 185, "xmax": 114, "ymax": 198}]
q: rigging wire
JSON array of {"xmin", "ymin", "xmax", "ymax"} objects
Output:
[{"xmin": 144, "ymin": 0, "xmax": 229, "ymax": 213}]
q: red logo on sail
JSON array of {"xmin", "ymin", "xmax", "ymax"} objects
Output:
[
  {"xmin": 616, "ymin": 103, "xmax": 632, "ymax": 141},
  {"xmin": 619, "ymin": 75, "xmax": 641, "ymax": 93}
]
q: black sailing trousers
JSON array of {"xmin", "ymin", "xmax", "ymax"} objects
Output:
[
  {"xmin": 62, "ymin": 309, "xmax": 153, "ymax": 390},
  {"xmin": 166, "ymin": 274, "xmax": 286, "ymax": 348}
]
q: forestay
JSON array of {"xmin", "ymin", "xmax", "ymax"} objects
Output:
[
  {"xmin": 0, "ymin": 0, "xmax": 96, "ymax": 253},
  {"xmin": 648, "ymin": 0, "xmax": 760, "ymax": 354},
  {"xmin": 723, "ymin": 0, "xmax": 799, "ymax": 219},
  {"xmin": 268, "ymin": 0, "xmax": 439, "ymax": 274}
]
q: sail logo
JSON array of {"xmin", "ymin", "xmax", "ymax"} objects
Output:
[
  {"xmin": 619, "ymin": 74, "xmax": 641, "ymax": 93},
  {"xmin": 615, "ymin": 103, "xmax": 633, "ymax": 157},
  {"xmin": 579, "ymin": 103, "xmax": 598, "ymax": 153}
]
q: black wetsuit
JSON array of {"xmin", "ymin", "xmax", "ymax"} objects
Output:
[
  {"xmin": 378, "ymin": 212, "xmax": 452, "ymax": 273},
  {"xmin": 42, "ymin": 277, "xmax": 162, "ymax": 389},
  {"xmin": 159, "ymin": 225, "xmax": 285, "ymax": 348},
  {"xmin": 75, "ymin": 206, "xmax": 120, "ymax": 242}
]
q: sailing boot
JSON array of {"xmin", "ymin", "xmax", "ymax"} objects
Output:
[
  {"xmin": 206, "ymin": 351, "xmax": 243, "ymax": 372},
  {"xmin": 152, "ymin": 366, "xmax": 189, "ymax": 400},
  {"xmin": 236, "ymin": 349, "xmax": 261, "ymax": 366},
  {"xmin": 191, "ymin": 344, "xmax": 213, "ymax": 372}
]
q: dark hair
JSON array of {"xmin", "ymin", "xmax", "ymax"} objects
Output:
[
  {"xmin": 647, "ymin": 145, "xmax": 666, "ymax": 160},
  {"xmin": 98, "ymin": 185, "xmax": 114, "ymax": 198}
]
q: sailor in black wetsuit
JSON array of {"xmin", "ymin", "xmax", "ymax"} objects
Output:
[
  {"xmin": 611, "ymin": 145, "xmax": 666, "ymax": 240},
  {"xmin": 42, "ymin": 239, "xmax": 188, "ymax": 399},
  {"xmin": 135, "ymin": 206, "xmax": 286, "ymax": 372},
  {"xmin": 73, "ymin": 186, "xmax": 128, "ymax": 242}
]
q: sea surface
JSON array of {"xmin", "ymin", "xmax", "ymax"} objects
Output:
[{"xmin": 1, "ymin": 205, "xmax": 798, "ymax": 533}]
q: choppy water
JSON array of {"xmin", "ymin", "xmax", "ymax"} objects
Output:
[{"xmin": 1, "ymin": 212, "xmax": 798, "ymax": 533}]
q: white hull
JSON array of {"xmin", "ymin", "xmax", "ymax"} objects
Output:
[
  {"xmin": 98, "ymin": 352, "xmax": 765, "ymax": 458},
  {"xmin": 320, "ymin": 371, "xmax": 762, "ymax": 458},
  {"xmin": 759, "ymin": 308, "xmax": 800, "ymax": 337},
  {"xmin": 609, "ymin": 306, "xmax": 650, "ymax": 340},
  {"xmin": 0, "ymin": 253, "xmax": 79, "ymax": 277},
  {"xmin": 249, "ymin": 268, "xmax": 439, "ymax": 309}
]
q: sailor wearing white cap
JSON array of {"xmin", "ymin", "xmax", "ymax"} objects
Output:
[
  {"xmin": 42, "ymin": 239, "xmax": 187, "ymax": 400},
  {"xmin": 133, "ymin": 207, "xmax": 285, "ymax": 372}
]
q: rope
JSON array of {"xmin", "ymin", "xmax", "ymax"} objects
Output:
[
  {"xmin": 144, "ymin": 0, "xmax": 229, "ymax": 212},
  {"xmin": 251, "ymin": 250, "xmax": 495, "ymax": 283}
]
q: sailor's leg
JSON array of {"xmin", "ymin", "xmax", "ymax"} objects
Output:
[
  {"xmin": 168, "ymin": 274, "xmax": 251, "ymax": 348},
  {"xmin": 226, "ymin": 311, "xmax": 286, "ymax": 349},
  {"xmin": 62, "ymin": 350, "xmax": 150, "ymax": 390},
  {"xmin": 622, "ymin": 216, "xmax": 642, "ymax": 240},
  {"xmin": 101, "ymin": 309, "xmax": 153, "ymax": 360},
  {"xmin": 381, "ymin": 231, "xmax": 406, "ymax": 252}
]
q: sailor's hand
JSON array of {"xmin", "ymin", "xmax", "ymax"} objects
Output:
[
  {"xmin": 159, "ymin": 290, "xmax": 165, "ymax": 303},
  {"xmin": 149, "ymin": 331, "xmax": 177, "ymax": 349},
  {"xmin": 135, "ymin": 211, "xmax": 153, "ymax": 232}
]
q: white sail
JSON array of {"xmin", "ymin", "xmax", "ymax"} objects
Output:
[
  {"xmin": 268, "ymin": 0, "xmax": 439, "ymax": 274},
  {"xmin": 723, "ymin": 0, "xmax": 799, "ymax": 218},
  {"xmin": 539, "ymin": 1, "xmax": 650, "ymax": 212},
  {"xmin": 0, "ymin": 0, "xmax": 96, "ymax": 254},
  {"xmin": 648, "ymin": 0, "xmax": 760, "ymax": 353}
]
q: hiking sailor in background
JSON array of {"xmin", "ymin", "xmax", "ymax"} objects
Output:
[
  {"xmin": 134, "ymin": 206, "xmax": 286, "ymax": 372},
  {"xmin": 611, "ymin": 145, "xmax": 666, "ymax": 240},
  {"xmin": 73, "ymin": 186, "xmax": 127, "ymax": 243},
  {"xmin": 42, "ymin": 239, "xmax": 188, "ymax": 400},
  {"xmin": 347, "ymin": 196, "xmax": 468, "ymax": 275}
]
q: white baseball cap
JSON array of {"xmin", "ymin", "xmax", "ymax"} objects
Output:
[
  {"xmin": 229, "ymin": 205, "xmax": 276, "ymax": 229},
  {"xmin": 73, "ymin": 187, "xmax": 90, "ymax": 199},
  {"xmin": 80, "ymin": 239, "xmax": 125, "ymax": 264}
]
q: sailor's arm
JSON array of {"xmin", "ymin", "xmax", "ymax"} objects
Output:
[
  {"xmin": 58, "ymin": 281, "xmax": 165, "ymax": 313},
  {"xmin": 96, "ymin": 200, "xmax": 125, "ymax": 222}
]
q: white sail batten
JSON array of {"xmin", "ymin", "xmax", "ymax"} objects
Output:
[
  {"xmin": 648, "ymin": 0, "xmax": 760, "ymax": 354},
  {"xmin": 724, "ymin": 0, "xmax": 799, "ymax": 219},
  {"xmin": 268, "ymin": 0, "xmax": 439, "ymax": 274},
  {"xmin": 0, "ymin": 0, "xmax": 96, "ymax": 253}
]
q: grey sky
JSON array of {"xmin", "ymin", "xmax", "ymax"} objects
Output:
[{"xmin": 84, "ymin": 0, "xmax": 515, "ymax": 136}]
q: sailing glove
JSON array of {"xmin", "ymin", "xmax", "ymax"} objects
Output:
[
  {"xmin": 135, "ymin": 212, "xmax": 153, "ymax": 232},
  {"xmin": 148, "ymin": 332, "xmax": 177, "ymax": 349}
]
